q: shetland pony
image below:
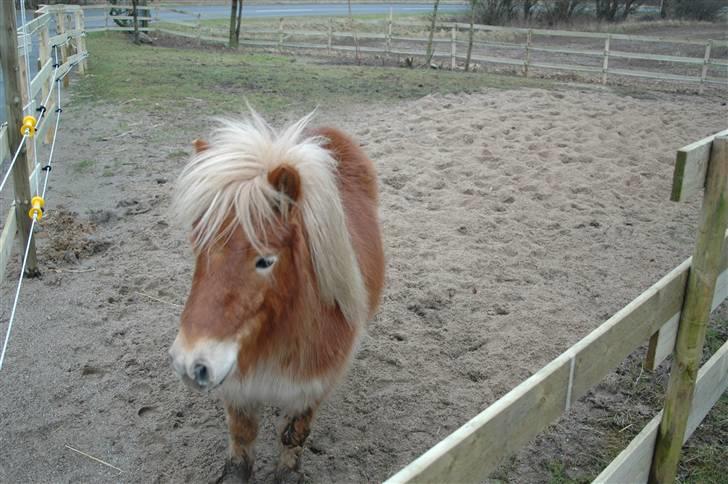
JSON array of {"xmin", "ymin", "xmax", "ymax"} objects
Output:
[{"xmin": 169, "ymin": 111, "xmax": 385, "ymax": 482}]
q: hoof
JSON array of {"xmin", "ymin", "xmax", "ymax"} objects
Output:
[{"xmin": 215, "ymin": 457, "xmax": 253, "ymax": 484}]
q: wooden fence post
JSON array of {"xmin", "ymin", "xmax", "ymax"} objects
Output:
[
  {"xmin": 38, "ymin": 20, "xmax": 54, "ymax": 144},
  {"xmin": 73, "ymin": 9, "xmax": 87, "ymax": 74},
  {"xmin": 327, "ymin": 17, "xmax": 332, "ymax": 55},
  {"xmin": 450, "ymin": 26, "xmax": 456, "ymax": 70},
  {"xmin": 601, "ymin": 35, "xmax": 610, "ymax": 85},
  {"xmin": 278, "ymin": 17, "xmax": 283, "ymax": 53},
  {"xmin": 699, "ymin": 41, "xmax": 711, "ymax": 94},
  {"xmin": 524, "ymin": 29, "xmax": 532, "ymax": 77},
  {"xmin": 55, "ymin": 11, "xmax": 70, "ymax": 87},
  {"xmin": 649, "ymin": 135, "xmax": 728, "ymax": 483},
  {"xmin": 386, "ymin": 8, "xmax": 392, "ymax": 55},
  {"xmin": 0, "ymin": 0, "xmax": 39, "ymax": 276}
]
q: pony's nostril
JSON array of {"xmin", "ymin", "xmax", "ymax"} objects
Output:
[{"xmin": 193, "ymin": 363, "xmax": 209, "ymax": 387}]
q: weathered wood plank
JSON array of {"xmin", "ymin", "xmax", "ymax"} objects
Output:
[
  {"xmin": 529, "ymin": 45, "xmax": 602, "ymax": 56},
  {"xmin": 30, "ymin": 58, "xmax": 52, "ymax": 100},
  {"xmin": 608, "ymin": 50, "xmax": 704, "ymax": 65},
  {"xmin": 48, "ymin": 28, "xmax": 84, "ymax": 47},
  {"xmin": 0, "ymin": 206, "xmax": 17, "ymax": 283},
  {"xmin": 530, "ymin": 61, "xmax": 603, "ymax": 74},
  {"xmin": 595, "ymin": 339, "xmax": 728, "ymax": 483},
  {"xmin": 0, "ymin": 124, "xmax": 9, "ymax": 166},
  {"xmin": 671, "ymin": 129, "xmax": 728, "ymax": 202},
  {"xmin": 607, "ymin": 68, "xmax": 701, "ymax": 83},
  {"xmin": 17, "ymin": 12, "xmax": 51, "ymax": 37}
]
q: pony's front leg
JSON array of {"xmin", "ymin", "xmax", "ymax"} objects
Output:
[
  {"xmin": 275, "ymin": 406, "xmax": 317, "ymax": 483},
  {"xmin": 220, "ymin": 403, "xmax": 259, "ymax": 483}
]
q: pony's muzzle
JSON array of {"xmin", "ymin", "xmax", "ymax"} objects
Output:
[{"xmin": 169, "ymin": 334, "xmax": 238, "ymax": 392}]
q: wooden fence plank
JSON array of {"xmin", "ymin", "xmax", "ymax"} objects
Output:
[
  {"xmin": 17, "ymin": 12, "xmax": 51, "ymax": 37},
  {"xmin": 385, "ymin": 253, "xmax": 701, "ymax": 482},
  {"xmin": 0, "ymin": 124, "xmax": 9, "ymax": 165},
  {"xmin": 530, "ymin": 62, "xmax": 603, "ymax": 74},
  {"xmin": 529, "ymin": 45, "xmax": 602, "ymax": 57},
  {"xmin": 0, "ymin": 207, "xmax": 17, "ymax": 283},
  {"xmin": 670, "ymin": 129, "xmax": 728, "ymax": 202},
  {"xmin": 606, "ymin": 68, "xmax": 701, "ymax": 83},
  {"xmin": 595, "ymin": 339, "xmax": 728, "ymax": 483},
  {"xmin": 30, "ymin": 58, "xmax": 52, "ymax": 100},
  {"xmin": 608, "ymin": 50, "xmax": 704, "ymax": 65}
]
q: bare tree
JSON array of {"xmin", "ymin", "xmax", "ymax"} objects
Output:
[
  {"xmin": 229, "ymin": 0, "xmax": 242, "ymax": 48},
  {"xmin": 131, "ymin": 0, "xmax": 140, "ymax": 45},
  {"xmin": 425, "ymin": 0, "xmax": 441, "ymax": 66}
]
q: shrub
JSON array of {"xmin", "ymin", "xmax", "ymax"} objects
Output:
[{"xmin": 672, "ymin": 0, "xmax": 726, "ymax": 21}]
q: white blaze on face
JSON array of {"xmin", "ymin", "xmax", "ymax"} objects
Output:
[{"xmin": 169, "ymin": 334, "xmax": 239, "ymax": 391}]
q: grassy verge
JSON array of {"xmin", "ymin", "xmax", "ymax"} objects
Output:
[{"xmin": 75, "ymin": 32, "xmax": 549, "ymax": 116}]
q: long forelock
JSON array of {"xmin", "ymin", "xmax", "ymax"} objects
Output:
[{"xmin": 174, "ymin": 111, "xmax": 368, "ymax": 326}]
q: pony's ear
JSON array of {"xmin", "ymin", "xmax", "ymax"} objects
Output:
[
  {"xmin": 268, "ymin": 164, "xmax": 301, "ymax": 203},
  {"xmin": 192, "ymin": 139, "xmax": 209, "ymax": 153}
]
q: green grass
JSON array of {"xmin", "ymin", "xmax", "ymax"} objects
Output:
[
  {"xmin": 72, "ymin": 159, "xmax": 96, "ymax": 173},
  {"xmin": 75, "ymin": 32, "xmax": 550, "ymax": 116},
  {"xmin": 545, "ymin": 461, "xmax": 588, "ymax": 484}
]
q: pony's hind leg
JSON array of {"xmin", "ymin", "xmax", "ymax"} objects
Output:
[
  {"xmin": 275, "ymin": 406, "xmax": 316, "ymax": 483},
  {"xmin": 219, "ymin": 403, "xmax": 259, "ymax": 483}
]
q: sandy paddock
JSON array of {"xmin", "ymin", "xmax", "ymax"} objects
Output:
[{"xmin": 0, "ymin": 84, "xmax": 726, "ymax": 482}]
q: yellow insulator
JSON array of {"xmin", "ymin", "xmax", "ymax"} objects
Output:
[
  {"xmin": 20, "ymin": 115, "xmax": 37, "ymax": 137},
  {"xmin": 28, "ymin": 196, "xmax": 45, "ymax": 221}
]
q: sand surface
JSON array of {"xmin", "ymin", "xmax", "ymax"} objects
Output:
[{"xmin": 0, "ymin": 85, "xmax": 726, "ymax": 482}]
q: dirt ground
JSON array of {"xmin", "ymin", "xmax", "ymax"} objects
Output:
[{"xmin": 1, "ymin": 62, "xmax": 727, "ymax": 483}]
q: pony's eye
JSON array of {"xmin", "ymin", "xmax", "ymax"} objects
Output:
[{"xmin": 255, "ymin": 256, "xmax": 277, "ymax": 271}]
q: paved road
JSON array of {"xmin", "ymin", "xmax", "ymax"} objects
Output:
[{"xmin": 1, "ymin": 3, "xmax": 466, "ymax": 124}]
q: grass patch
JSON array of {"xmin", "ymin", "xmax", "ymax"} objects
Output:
[
  {"xmin": 72, "ymin": 159, "xmax": 96, "ymax": 173},
  {"xmin": 75, "ymin": 32, "xmax": 550, "ymax": 116},
  {"xmin": 545, "ymin": 461, "xmax": 587, "ymax": 484}
]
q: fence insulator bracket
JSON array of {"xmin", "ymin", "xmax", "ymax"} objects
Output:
[
  {"xmin": 20, "ymin": 115, "xmax": 37, "ymax": 137},
  {"xmin": 28, "ymin": 196, "xmax": 45, "ymax": 221}
]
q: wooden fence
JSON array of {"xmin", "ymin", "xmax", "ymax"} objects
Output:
[
  {"xmin": 0, "ymin": 4, "xmax": 87, "ymax": 281},
  {"xmin": 384, "ymin": 130, "xmax": 728, "ymax": 482},
  {"xmin": 80, "ymin": 3, "xmax": 728, "ymax": 91}
]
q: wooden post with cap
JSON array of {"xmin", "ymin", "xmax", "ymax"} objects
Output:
[
  {"xmin": 649, "ymin": 133, "xmax": 728, "ymax": 482},
  {"xmin": 0, "ymin": 0, "xmax": 39, "ymax": 276}
]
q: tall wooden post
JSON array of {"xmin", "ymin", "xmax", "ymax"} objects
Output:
[
  {"xmin": 601, "ymin": 35, "xmax": 610, "ymax": 85},
  {"xmin": 55, "ymin": 10, "xmax": 70, "ymax": 87},
  {"xmin": 524, "ymin": 29, "xmax": 532, "ymax": 77},
  {"xmin": 386, "ymin": 8, "xmax": 392, "ymax": 55},
  {"xmin": 73, "ymin": 9, "xmax": 87, "ymax": 74},
  {"xmin": 277, "ymin": 17, "xmax": 283, "ymax": 53},
  {"xmin": 649, "ymin": 135, "xmax": 728, "ymax": 483},
  {"xmin": 38, "ymin": 21, "xmax": 55, "ymax": 145},
  {"xmin": 450, "ymin": 26, "xmax": 456, "ymax": 70},
  {"xmin": 0, "ymin": 0, "xmax": 39, "ymax": 276},
  {"xmin": 699, "ymin": 42, "xmax": 711, "ymax": 95}
]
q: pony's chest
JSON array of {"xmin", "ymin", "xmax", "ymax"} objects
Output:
[{"xmin": 219, "ymin": 366, "xmax": 328, "ymax": 412}]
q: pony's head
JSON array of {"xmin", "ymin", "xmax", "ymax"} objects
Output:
[{"xmin": 169, "ymin": 112, "xmax": 367, "ymax": 391}]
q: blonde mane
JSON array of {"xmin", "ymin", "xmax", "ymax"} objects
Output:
[{"xmin": 173, "ymin": 111, "xmax": 368, "ymax": 326}]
